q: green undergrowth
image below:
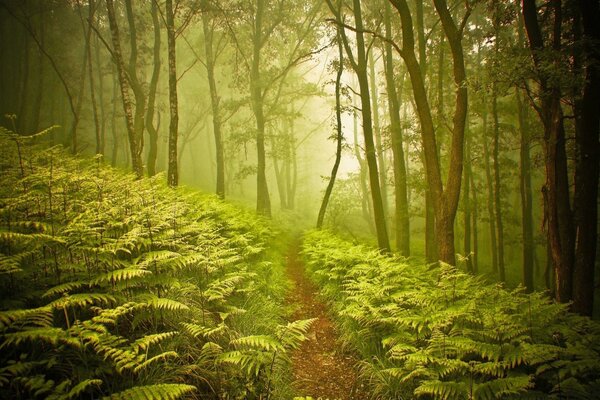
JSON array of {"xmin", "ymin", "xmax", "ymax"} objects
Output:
[
  {"xmin": 301, "ymin": 229, "xmax": 600, "ymax": 400},
  {"xmin": 0, "ymin": 128, "xmax": 313, "ymax": 399}
]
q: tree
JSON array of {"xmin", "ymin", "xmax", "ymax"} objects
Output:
[
  {"xmin": 201, "ymin": 0, "xmax": 225, "ymax": 198},
  {"xmin": 383, "ymin": 0, "xmax": 409, "ymax": 256},
  {"xmin": 105, "ymin": 0, "xmax": 145, "ymax": 178},
  {"xmin": 166, "ymin": 0, "xmax": 179, "ymax": 187},
  {"xmin": 317, "ymin": 29, "xmax": 344, "ymax": 229},
  {"xmin": 327, "ymin": 0, "xmax": 391, "ymax": 252},
  {"xmin": 389, "ymin": 0, "xmax": 470, "ymax": 264}
]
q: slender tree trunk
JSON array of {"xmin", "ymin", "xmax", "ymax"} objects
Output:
[
  {"xmin": 146, "ymin": 0, "xmax": 161, "ymax": 177},
  {"xmin": 354, "ymin": 104, "xmax": 374, "ymax": 233},
  {"xmin": 94, "ymin": 30, "xmax": 106, "ymax": 157},
  {"xmin": 80, "ymin": 0, "xmax": 101, "ymax": 155},
  {"xmin": 106, "ymin": 0, "xmax": 143, "ymax": 178},
  {"xmin": 317, "ymin": 32, "xmax": 344, "ymax": 229},
  {"xmin": 463, "ymin": 133, "xmax": 473, "ymax": 272},
  {"xmin": 369, "ymin": 52, "xmax": 389, "ymax": 219},
  {"xmin": 384, "ymin": 1, "xmax": 409, "ymax": 256},
  {"xmin": 414, "ymin": 0, "xmax": 437, "ymax": 262},
  {"xmin": 491, "ymin": 79, "xmax": 505, "ymax": 281},
  {"xmin": 572, "ymin": 0, "xmax": 600, "ymax": 315},
  {"xmin": 470, "ymin": 161, "xmax": 479, "ymax": 273},
  {"xmin": 349, "ymin": 0, "xmax": 390, "ymax": 251},
  {"xmin": 517, "ymin": 88, "xmax": 535, "ymax": 291},
  {"xmin": 251, "ymin": 0, "xmax": 271, "ymax": 216},
  {"xmin": 202, "ymin": 0, "xmax": 225, "ymax": 198},
  {"xmin": 18, "ymin": 34, "xmax": 30, "ymax": 134},
  {"xmin": 166, "ymin": 0, "xmax": 178, "ymax": 187}
]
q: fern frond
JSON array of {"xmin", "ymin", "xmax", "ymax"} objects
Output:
[
  {"xmin": 414, "ymin": 379, "xmax": 468, "ymax": 399},
  {"xmin": 1, "ymin": 327, "xmax": 79, "ymax": 349},
  {"xmin": 230, "ymin": 335, "xmax": 284, "ymax": 352},
  {"xmin": 0, "ymin": 306, "xmax": 53, "ymax": 329},
  {"xmin": 42, "ymin": 281, "xmax": 87, "ymax": 298},
  {"xmin": 131, "ymin": 331, "xmax": 177, "ymax": 353},
  {"xmin": 49, "ymin": 293, "xmax": 116, "ymax": 309},
  {"xmin": 90, "ymin": 268, "xmax": 151, "ymax": 286},
  {"xmin": 473, "ymin": 375, "xmax": 532, "ymax": 399},
  {"xmin": 103, "ymin": 383, "xmax": 196, "ymax": 400},
  {"xmin": 133, "ymin": 351, "xmax": 179, "ymax": 373}
]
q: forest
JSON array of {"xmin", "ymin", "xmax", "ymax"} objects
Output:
[{"xmin": 0, "ymin": 0, "xmax": 598, "ymax": 399}]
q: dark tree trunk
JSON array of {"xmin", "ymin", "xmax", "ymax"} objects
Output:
[
  {"xmin": 202, "ymin": 0, "xmax": 225, "ymax": 198},
  {"xmin": 317, "ymin": 31, "xmax": 344, "ymax": 229},
  {"xmin": 463, "ymin": 133, "xmax": 473, "ymax": 273},
  {"xmin": 166, "ymin": 0, "xmax": 179, "ymax": 187},
  {"xmin": 251, "ymin": 0, "xmax": 271, "ymax": 217},
  {"xmin": 491, "ymin": 78, "xmax": 505, "ymax": 281},
  {"xmin": 146, "ymin": 0, "xmax": 161, "ymax": 177},
  {"xmin": 369, "ymin": 53, "xmax": 389, "ymax": 219},
  {"xmin": 390, "ymin": 0, "xmax": 468, "ymax": 265},
  {"xmin": 572, "ymin": 0, "xmax": 600, "ymax": 316},
  {"xmin": 349, "ymin": 0, "xmax": 390, "ymax": 251},
  {"xmin": 517, "ymin": 88, "xmax": 535, "ymax": 292},
  {"xmin": 384, "ymin": 0, "xmax": 409, "ymax": 256},
  {"xmin": 522, "ymin": 0, "xmax": 574, "ymax": 303},
  {"xmin": 106, "ymin": 0, "xmax": 143, "ymax": 178}
]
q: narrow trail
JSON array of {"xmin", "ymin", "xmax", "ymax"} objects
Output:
[{"xmin": 286, "ymin": 238, "xmax": 368, "ymax": 400}]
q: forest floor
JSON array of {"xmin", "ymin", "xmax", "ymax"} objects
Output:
[{"xmin": 286, "ymin": 238, "xmax": 368, "ymax": 400}]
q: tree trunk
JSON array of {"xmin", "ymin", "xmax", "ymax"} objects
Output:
[
  {"xmin": 251, "ymin": 0, "xmax": 271, "ymax": 217},
  {"xmin": 384, "ymin": 0, "xmax": 409, "ymax": 256},
  {"xmin": 572, "ymin": 0, "xmax": 600, "ymax": 316},
  {"xmin": 390, "ymin": 0, "xmax": 468, "ymax": 264},
  {"xmin": 317, "ymin": 31, "xmax": 344, "ymax": 229},
  {"xmin": 106, "ymin": 0, "xmax": 143, "ymax": 178},
  {"xmin": 522, "ymin": 0, "xmax": 574, "ymax": 303},
  {"xmin": 517, "ymin": 88, "xmax": 535, "ymax": 292},
  {"xmin": 463, "ymin": 133, "xmax": 473, "ymax": 272},
  {"xmin": 470, "ymin": 160, "xmax": 479, "ymax": 273},
  {"xmin": 369, "ymin": 52, "xmax": 389, "ymax": 219},
  {"xmin": 166, "ymin": 0, "xmax": 179, "ymax": 187},
  {"xmin": 349, "ymin": 0, "xmax": 390, "ymax": 251},
  {"xmin": 202, "ymin": 0, "xmax": 225, "ymax": 198},
  {"xmin": 146, "ymin": 0, "xmax": 161, "ymax": 177},
  {"xmin": 491, "ymin": 78, "xmax": 505, "ymax": 281}
]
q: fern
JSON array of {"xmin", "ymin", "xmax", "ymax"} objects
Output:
[{"xmin": 103, "ymin": 383, "xmax": 196, "ymax": 400}]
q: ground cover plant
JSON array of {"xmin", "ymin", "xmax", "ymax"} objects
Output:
[
  {"xmin": 0, "ymin": 130, "xmax": 313, "ymax": 399},
  {"xmin": 301, "ymin": 229, "xmax": 600, "ymax": 399}
]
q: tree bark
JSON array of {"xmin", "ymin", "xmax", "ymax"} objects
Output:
[
  {"xmin": 384, "ymin": 0, "xmax": 409, "ymax": 256},
  {"xmin": 106, "ymin": 0, "xmax": 143, "ymax": 178},
  {"xmin": 369, "ymin": 52, "xmax": 389, "ymax": 219},
  {"xmin": 349, "ymin": 0, "xmax": 390, "ymax": 251},
  {"xmin": 572, "ymin": 0, "xmax": 600, "ymax": 315},
  {"xmin": 389, "ymin": 0, "xmax": 468, "ymax": 264},
  {"xmin": 251, "ymin": 0, "xmax": 271, "ymax": 216},
  {"xmin": 202, "ymin": 0, "xmax": 225, "ymax": 198},
  {"xmin": 146, "ymin": 0, "xmax": 161, "ymax": 177},
  {"xmin": 317, "ymin": 31, "xmax": 344, "ymax": 229},
  {"xmin": 522, "ymin": 0, "xmax": 574, "ymax": 303},
  {"xmin": 166, "ymin": 0, "xmax": 179, "ymax": 187}
]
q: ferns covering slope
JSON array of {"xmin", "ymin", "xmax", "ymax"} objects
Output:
[
  {"xmin": 0, "ymin": 131, "xmax": 310, "ymax": 399},
  {"xmin": 302, "ymin": 230, "xmax": 600, "ymax": 399}
]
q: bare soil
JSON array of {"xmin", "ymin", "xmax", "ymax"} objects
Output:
[{"xmin": 286, "ymin": 238, "xmax": 369, "ymax": 400}]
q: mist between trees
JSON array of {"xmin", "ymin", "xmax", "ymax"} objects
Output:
[{"xmin": 0, "ymin": 0, "xmax": 598, "ymax": 317}]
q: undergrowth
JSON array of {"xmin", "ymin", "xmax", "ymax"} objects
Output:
[
  {"xmin": 301, "ymin": 229, "xmax": 600, "ymax": 400},
  {"xmin": 0, "ymin": 127, "xmax": 313, "ymax": 399}
]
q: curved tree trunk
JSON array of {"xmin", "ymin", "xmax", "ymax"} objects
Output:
[{"xmin": 317, "ymin": 31, "xmax": 344, "ymax": 229}]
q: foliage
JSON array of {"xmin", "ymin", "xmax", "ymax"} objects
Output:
[
  {"xmin": 0, "ymin": 131, "xmax": 295, "ymax": 399},
  {"xmin": 301, "ymin": 229, "xmax": 600, "ymax": 399}
]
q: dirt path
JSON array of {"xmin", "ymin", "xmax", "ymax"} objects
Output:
[{"xmin": 286, "ymin": 238, "xmax": 368, "ymax": 400}]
